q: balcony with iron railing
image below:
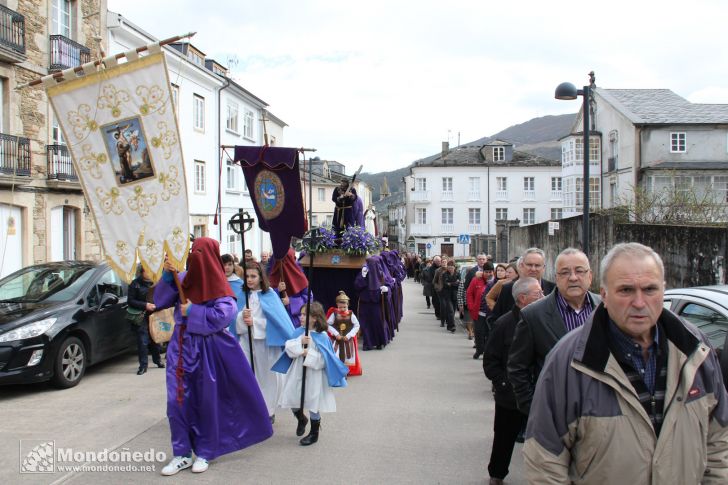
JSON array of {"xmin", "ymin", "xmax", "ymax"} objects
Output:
[
  {"xmin": 47, "ymin": 144, "xmax": 78, "ymax": 182},
  {"xmin": 0, "ymin": 133, "xmax": 31, "ymax": 184},
  {"xmin": 495, "ymin": 190, "xmax": 508, "ymax": 201},
  {"xmin": 440, "ymin": 224, "xmax": 454, "ymax": 234},
  {"xmin": 440, "ymin": 190, "xmax": 454, "ymax": 201},
  {"xmin": 467, "ymin": 191, "xmax": 481, "ymax": 201},
  {"xmin": 550, "ymin": 190, "xmax": 563, "ymax": 201},
  {"xmin": 0, "ymin": 5, "xmax": 25, "ymax": 62},
  {"xmin": 467, "ymin": 224, "xmax": 481, "ymax": 233},
  {"xmin": 49, "ymin": 35, "xmax": 91, "ymax": 71},
  {"xmin": 523, "ymin": 190, "xmax": 536, "ymax": 201}
]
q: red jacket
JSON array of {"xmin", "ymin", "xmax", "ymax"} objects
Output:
[{"xmin": 466, "ymin": 276, "xmax": 488, "ymax": 321}]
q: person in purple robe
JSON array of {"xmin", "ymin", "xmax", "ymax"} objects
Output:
[
  {"xmin": 381, "ymin": 251, "xmax": 405, "ymax": 327},
  {"xmin": 374, "ymin": 256, "xmax": 398, "ymax": 340},
  {"xmin": 155, "ymin": 237, "xmax": 272, "ymax": 476},
  {"xmin": 332, "ymin": 180, "xmax": 364, "ymax": 237},
  {"xmin": 355, "ymin": 255, "xmax": 395, "ymax": 350}
]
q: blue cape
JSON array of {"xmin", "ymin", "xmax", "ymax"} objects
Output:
[
  {"xmin": 271, "ymin": 328, "xmax": 349, "ymax": 388},
  {"xmin": 227, "ymin": 277, "xmax": 245, "ymax": 326},
  {"xmin": 227, "ymin": 288, "xmax": 295, "ymax": 347}
]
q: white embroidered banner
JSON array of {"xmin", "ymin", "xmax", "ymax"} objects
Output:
[{"xmin": 46, "ymin": 51, "xmax": 189, "ymax": 282}]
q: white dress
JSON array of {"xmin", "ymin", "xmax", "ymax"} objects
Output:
[
  {"xmin": 236, "ymin": 290, "xmax": 283, "ymax": 417},
  {"xmin": 277, "ymin": 332, "xmax": 336, "ymax": 413}
]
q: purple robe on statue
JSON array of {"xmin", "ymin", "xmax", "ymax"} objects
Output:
[
  {"xmin": 332, "ymin": 187, "xmax": 359, "ymax": 236},
  {"xmin": 155, "ymin": 276, "xmax": 272, "ymax": 460},
  {"xmin": 355, "ymin": 255, "xmax": 394, "ymax": 349}
]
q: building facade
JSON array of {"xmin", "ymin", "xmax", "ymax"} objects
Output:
[
  {"xmin": 562, "ymin": 86, "xmax": 728, "ymax": 219},
  {"xmin": 405, "ymin": 141, "xmax": 562, "ymax": 258},
  {"xmin": 0, "ymin": 0, "xmax": 108, "ymax": 278}
]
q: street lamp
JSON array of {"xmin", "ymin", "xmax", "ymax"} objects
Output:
[{"xmin": 555, "ymin": 77, "xmax": 591, "ymax": 256}]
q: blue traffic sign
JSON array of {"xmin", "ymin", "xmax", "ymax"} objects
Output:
[
  {"xmin": 426, "ymin": 243, "xmax": 432, "ymax": 249},
  {"xmin": 458, "ymin": 234, "xmax": 470, "ymax": 244}
]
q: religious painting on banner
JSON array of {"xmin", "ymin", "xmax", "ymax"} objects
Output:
[
  {"xmin": 45, "ymin": 47, "xmax": 189, "ymax": 282},
  {"xmin": 235, "ymin": 146, "xmax": 307, "ymax": 259}
]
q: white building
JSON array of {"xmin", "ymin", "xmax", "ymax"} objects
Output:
[
  {"xmin": 107, "ymin": 11, "xmax": 286, "ymax": 260},
  {"xmin": 405, "ymin": 141, "xmax": 562, "ymax": 258}
]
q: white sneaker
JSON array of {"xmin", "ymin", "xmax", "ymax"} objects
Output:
[
  {"xmin": 161, "ymin": 456, "xmax": 192, "ymax": 476},
  {"xmin": 192, "ymin": 457, "xmax": 209, "ymax": 473}
]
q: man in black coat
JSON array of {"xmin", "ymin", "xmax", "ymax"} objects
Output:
[
  {"xmin": 507, "ymin": 248, "xmax": 600, "ymax": 415},
  {"xmin": 489, "ymin": 248, "xmax": 555, "ymax": 323},
  {"xmin": 483, "ymin": 277, "xmax": 544, "ymax": 485},
  {"xmin": 422, "ymin": 255, "xmax": 442, "ymax": 319}
]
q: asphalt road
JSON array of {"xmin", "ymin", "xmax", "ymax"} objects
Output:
[{"xmin": 0, "ymin": 279, "xmax": 526, "ymax": 484}]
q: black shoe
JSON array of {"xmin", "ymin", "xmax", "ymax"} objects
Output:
[
  {"xmin": 299, "ymin": 419, "xmax": 320, "ymax": 446},
  {"xmin": 154, "ymin": 362, "xmax": 165, "ymax": 369},
  {"xmin": 269, "ymin": 415, "xmax": 276, "ymax": 425},
  {"xmin": 440, "ymin": 323, "xmax": 445, "ymax": 327},
  {"xmin": 375, "ymin": 345, "xmax": 383, "ymax": 350},
  {"xmin": 293, "ymin": 409, "xmax": 309, "ymax": 437},
  {"xmin": 473, "ymin": 352, "xmax": 481, "ymax": 359},
  {"xmin": 448, "ymin": 327, "xmax": 456, "ymax": 333},
  {"xmin": 136, "ymin": 367, "xmax": 147, "ymax": 375},
  {"xmin": 515, "ymin": 430, "xmax": 525, "ymax": 443}
]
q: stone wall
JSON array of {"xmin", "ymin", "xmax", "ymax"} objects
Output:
[{"xmin": 507, "ymin": 212, "xmax": 727, "ymax": 290}]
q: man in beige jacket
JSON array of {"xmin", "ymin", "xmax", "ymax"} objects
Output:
[{"xmin": 523, "ymin": 242, "xmax": 728, "ymax": 484}]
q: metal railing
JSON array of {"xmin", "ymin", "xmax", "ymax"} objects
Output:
[
  {"xmin": 440, "ymin": 224, "xmax": 454, "ymax": 234},
  {"xmin": 411, "ymin": 190, "xmax": 431, "ymax": 202},
  {"xmin": 495, "ymin": 190, "xmax": 508, "ymax": 200},
  {"xmin": 49, "ymin": 34, "xmax": 90, "ymax": 71},
  {"xmin": 441, "ymin": 190, "xmax": 454, "ymax": 201},
  {"xmin": 467, "ymin": 224, "xmax": 481, "ymax": 233},
  {"xmin": 0, "ymin": 5, "xmax": 24, "ymax": 54},
  {"xmin": 0, "ymin": 133, "xmax": 30, "ymax": 176},
  {"xmin": 47, "ymin": 144, "xmax": 77, "ymax": 180},
  {"xmin": 411, "ymin": 224, "xmax": 430, "ymax": 236},
  {"xmin": 523, "ymin": 190, "xmax": 536, "ymax": 201}
]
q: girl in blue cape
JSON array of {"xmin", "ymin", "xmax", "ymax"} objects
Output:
[
  {"xmin": 233, "ymin": 262, "xmax": 295, "ymax": 422},
  {"xmin": 273, "ymin": 301, "xmax": 349, "ymax": 446},
  {"xmin": 155, "ymin": 238, "xmax": 272, "ymax": 476}
]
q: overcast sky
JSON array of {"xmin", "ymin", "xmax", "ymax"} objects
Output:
[{"xmin": 108, "ymin": 0, "xmax": 728, "ymax": 174}]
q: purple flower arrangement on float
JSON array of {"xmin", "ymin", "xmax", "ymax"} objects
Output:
[{"xmin": 340, "ymin": 225, "xmax": 382, "ymax": 255}]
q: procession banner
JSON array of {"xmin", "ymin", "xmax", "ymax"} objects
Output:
[
  {"xmin": 234, "ymin": 146, "xmax": 306, "ymax": 259},
  {"xmin": 46, "ymin": 49, "xmax": 189, "ymax": 282}
]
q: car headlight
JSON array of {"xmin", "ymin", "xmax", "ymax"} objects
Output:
[{"xmin": 0, "ymin": 318, "xmax": 57, "ymax": 343}]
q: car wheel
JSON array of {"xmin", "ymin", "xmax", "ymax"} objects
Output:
[{"xmin": 50, "ymin": 336, "xmax": 86, "ymax": 388}]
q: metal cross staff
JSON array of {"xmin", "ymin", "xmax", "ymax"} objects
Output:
[
  {"xmin": 229, "ymin": 209, "xmax": 256, "ymax": 374},
  {"xmin": 300, "ymin": 227, "xmax": 324, "ymax": 412}
]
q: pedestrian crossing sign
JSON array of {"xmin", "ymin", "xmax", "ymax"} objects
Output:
[{"xmin": 458, "ymin": 234, "xmax": 470, "ymax": 244}]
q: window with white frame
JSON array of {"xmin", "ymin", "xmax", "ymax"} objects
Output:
[
  {"xmin": 325, "ymin": 215, "xmax": 333, "ymax": 228},
  {"xmin": 193, "ymin": 94, "xmax": 205, "ymax": 131},
  {"xmin": 317, "ymin": 188, "xmax": 325, "ymax": 201},
  {"xmin": 442, "ymin": 177, "xmax": 452, "ymax": 192},
  {"xmin": 441, "ymin": 208, "xmax": 453, "ymax": 224},
  {"xmin": 496, "ymin": 177, "xmax": 507, "ymax": 191},
  {"xmin": 468, "ymin": 177, "xmax": 480, "ymax": 198},
  {"xmin": 493, "ymin": 146, "xmax": 505, "ymax": 161},
  {"xmin": 415, "ymin": 177, "xmax": 427, "ymax": 191},
  {"xmin": 51, "ymin": 0, "xmax": 72, "ymax": 37},
  {"xmin": 416, "ymin": 208, "xmax": 427, "ymax": 224},
  {"xmin": 194, "ymin": 160, "xmax": 206, "ymax": 193},
  {"xmin": 226, "ymin": 160, "xmax": 238, "ymax": 190},
  {"xmin": 551, "ymin": 177, "xmax": 562, "ymax": 191},
  {"xmin": 193, "ymin": 224, "xmax": 206, "ymax": 239},
  {"xmin": 523, "ymin": 177, "xmax": 535, "ymax": 191},
  {"xmin": 311, "ymin": 215, "xmax": 319, "ymax": 227},
  {"xmin": 243, "ymin": 109, "xmax": 254, "ymax": 139},
  {"xmin": 551, "ymin": 208, "xmax": 562, "ymax": 220},
  {"xmin": 226, "ymin": 102, "xmax": 239, "ymax": 132},
  {"xmin": 468, "ymin": 208, "xmax": 480, "ymax": 224},
  {"xmin": 495, "ymin": 208, "xmax": 508, "ymax": 220},
  {"xmin": 671, "ymin": 132, "xmax": 686, "ymax": 153},
  {"xmin": 227, "ymin": 232, "xmax": 241, "ymax": 255},
  {"xmin": 523, "ymin": 208, "xmax": 535, "ymax": 225}
]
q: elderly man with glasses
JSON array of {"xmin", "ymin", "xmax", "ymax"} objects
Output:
[{"xmin": 507, "ymin": 248, "xmax": 600, "ymax": 415}]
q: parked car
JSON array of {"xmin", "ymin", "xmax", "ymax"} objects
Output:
[
  {"xmin": 0, "ymin": 261, "xmax": 135, "ymax": 388},
  {"xmin": 664, "ymin": 285, "xmax": 728, "ymax": 388}
]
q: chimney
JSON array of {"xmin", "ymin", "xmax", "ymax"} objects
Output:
[{"xmin": 441, "ymin": 141, "xmax": 449, "ymax": 158}]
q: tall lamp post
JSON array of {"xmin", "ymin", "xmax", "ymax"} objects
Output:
[{"xmin": 555, "ymin": 78, "xmax": 591, "ymax": 256}]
